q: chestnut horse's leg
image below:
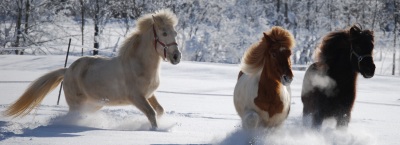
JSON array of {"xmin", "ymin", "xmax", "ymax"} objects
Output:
[
  {"xmin": 148, "ymin": 95, "xmax": 164, "ymax": 118},
  {"xmin": 130, "ymin": 96, "xmax": 158, "ymax": 130},
  {"xmin": 242, "ymin": 110, "xmax": 260, "ymax": 129}
]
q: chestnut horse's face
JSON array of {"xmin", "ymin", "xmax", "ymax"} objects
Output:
[
  {"xmin": 268, "ymin": 47, "xmax": 293, "ymax": 86},
  {"xmin": 350, "ymin": 30, "xmax": 375, "ymax": 78}
]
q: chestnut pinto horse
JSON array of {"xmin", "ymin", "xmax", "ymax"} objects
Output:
[
  {"xmin": 4, "ymin": 9, "xmax": 181, "ymax": 130},
  {"xmin": 234, "ymin": 26, "xmax": 295, "ymax": 129},
  {"xmin": 301, "ymin": 24, "xmax": 375, "ymax": 128}
]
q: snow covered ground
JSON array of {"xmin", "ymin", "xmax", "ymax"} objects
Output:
[{"xmin": 0, "ymin": 55, "xmax": 400, "ymax": 145}]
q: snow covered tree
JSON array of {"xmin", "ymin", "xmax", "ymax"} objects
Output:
[
  {"xmin": 85, "ymin": 0, "xmax": 112, "ymax": 55},
  {"xmin": 1, "ymin": 0, "xmax": 400, "ymax": 75}
]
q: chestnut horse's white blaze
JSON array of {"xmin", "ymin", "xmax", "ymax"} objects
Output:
[
  {"xmin": 4, "ymin": 9, "xmax": 181, "ymax": 130},
  {"xmin": 234, "ymin": 26, "xmax": 295, "ymax": 129}
]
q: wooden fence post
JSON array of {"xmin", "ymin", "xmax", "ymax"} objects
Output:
[{"xmin": 57, "ymin": 38, "xmax": 71, "ymax": 105}]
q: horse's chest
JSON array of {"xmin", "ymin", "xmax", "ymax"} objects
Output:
[
  {"xmin": 258, "ymin": 87, "xmax": 291, "ymax": 126},
  {"xmin": 138, "ymin": 75, "xmax": 160, "ymax": 96}
]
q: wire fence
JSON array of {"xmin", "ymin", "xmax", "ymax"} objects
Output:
[
  {"xmin": 0, "ymin": 81, "xmax": 32, "ymax": 83},
  {"xmin": 2, "ymin": 81, "xmax": 400, "ymax": 107},
  {"xmin": 1, "ymin": 44, "xmax": 118, "ymax": 56},
  {"xmin": 0, "ymin": 80, "xmax": 233, "ymax": 97}
]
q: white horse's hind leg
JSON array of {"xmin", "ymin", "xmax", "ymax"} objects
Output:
[
  {"xmin": 148, "ymin": 95, "xmax": 164, "ymax": 118},
  {"xmin": 243, "ymin": 110, "xmax": 260, "ymax": 129},
  {"xmin": 66, "ymin": 98, "xmax": 103, "ymax": 114},
  {"xmin": 66, "ymin": 104, "xmax": 102, "ymax": 117},
  {"xmin": 82, "ymin": 102, "xmax": 103, "ymax": 113},
  {"xmin": 64, "ymin": 86, "xmax": 102, "ymax": 114},
  {"xmin": 130, "ymin": 96, "xmax": 158, "ymax": 129}
]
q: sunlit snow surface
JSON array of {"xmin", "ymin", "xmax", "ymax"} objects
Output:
[{"xmin": 1, "ymin": 55, "xmax": 399, "ymax": 145}]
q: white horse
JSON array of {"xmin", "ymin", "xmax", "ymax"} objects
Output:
[{"xmin": 4, "ymin": 9, "xmax": 181, "ymax": 130}]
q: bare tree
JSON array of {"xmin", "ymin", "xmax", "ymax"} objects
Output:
[
  {"xmin": 395, "ymin": 0, "xmax": 400, "ymax": 75},
  {"xmin": 86, "ymin": 0, "xmax": 111, "ymax": 55},
  {"xmin": 20, "ymin": 0, "xmax": 31, "ymax": 55},
  {"xmin": 0, "ymin": 0, "xmax": 16, "ymax": 52},
  {"xmin": 392, "ymin": 0, "xmax": 398, "ymax": 75},
  {"xmin": 80, "ymin": 0, "xmax": 85, "ymax": 56},
  {"xmin": 110, "ymin": 0, "xmax": 143, "ymax": 37},
  {"xmin": 13, "ymin": 0, "xmax": 23, "ymax": 54}
]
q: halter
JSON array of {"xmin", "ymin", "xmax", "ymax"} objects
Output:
[
  {"xmin": 153, "ymin": 25, "xmax": 178, "ymax": 60},
  {"xmin": 350, "ymin": 44, "xmax": 372, "ymax": 70}
]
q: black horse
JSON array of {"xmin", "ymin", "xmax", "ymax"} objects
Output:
[{"xmin": 301, "ymin": 24, "xmax": 375, "ymax": 128}]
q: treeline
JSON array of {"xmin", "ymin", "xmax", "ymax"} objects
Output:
[{"xmin": 1, "ymin": 0, "xmax": 399, "ymax": 74}]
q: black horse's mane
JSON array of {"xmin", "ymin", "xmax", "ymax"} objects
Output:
[{"xmin": 315, "ymin": 24, "xmax": 374, "ymax": 64}]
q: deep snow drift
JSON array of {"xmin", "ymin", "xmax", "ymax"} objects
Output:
[{"xmin": 1, "ymin": 55, "xmax": 400, "ymax": 145}]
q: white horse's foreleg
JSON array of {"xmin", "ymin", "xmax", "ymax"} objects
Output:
[
  {"xmin": 148, "ymin": 95, "xmax": 164, "ymax": 118},
  {"xmin": 130, "ymin": 96, "xmax": 158, "ymax": 129},
  {"xmin": 243, "ymin": 110, "xmax": 260, "ymax": 129}
]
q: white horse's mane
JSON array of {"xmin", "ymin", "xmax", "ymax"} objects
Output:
[{"xmin": 118, "ymin": 9, "xmax": 178, "ymax": 60}]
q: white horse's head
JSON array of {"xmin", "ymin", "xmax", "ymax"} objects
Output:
[{"xmin": 152, "ymin": 10, "xmax": 181, "ymax": 65}]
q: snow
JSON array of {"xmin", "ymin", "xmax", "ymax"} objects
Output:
[{"xmin": 1, "ymin": 55, "xmax": 400, "ymax": 145}]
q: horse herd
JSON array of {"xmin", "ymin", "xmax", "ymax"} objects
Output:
[{"xmin": 4, "ymin": 9, "xmax": 375, "ymax": 131}]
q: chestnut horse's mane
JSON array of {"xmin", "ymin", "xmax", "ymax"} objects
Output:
[
  {"xmin": 315, "ymin": 24, "xmax": 374, "ymax": 64},
  {"xmin": 240, "ymin": 26, "xmax": 295, "ymax": 75}
]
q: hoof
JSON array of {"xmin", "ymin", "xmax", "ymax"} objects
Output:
[{"xmin": 150, "ymin": 126, "xmax": 158, "ymax": 131}]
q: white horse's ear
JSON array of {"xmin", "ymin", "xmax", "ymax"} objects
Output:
[
  {"xmin": 152, "ymin": 15, "xmax": 162, "ymax": 27},
  {"xmin": 152, "ymin": 15, "xmax": 158, "ymax": 25}
]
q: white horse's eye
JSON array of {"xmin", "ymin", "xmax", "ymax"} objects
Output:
[{"xmin": 162, "ymin": 32, "xmax": 167, "ymax": 36}]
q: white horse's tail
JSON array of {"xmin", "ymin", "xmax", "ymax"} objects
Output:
[{"xmin": 4, "ymin": 68, "xmax": 67, "ymax": 117}]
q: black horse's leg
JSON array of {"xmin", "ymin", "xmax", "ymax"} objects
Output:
[
  {"xmin": 312, "ymin": 112, "xmax": 324, "ymax": 128},
  {"xmin": 302, "ymin": 105, "xmax": 313, "ymax": 126},
  {"xmin": 336, "ymin": 112, "xmax": 351, "ymax": 127},
  {"xmin": 301, "ymin": 93, "xmax": 314, "ymax": 126}
]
